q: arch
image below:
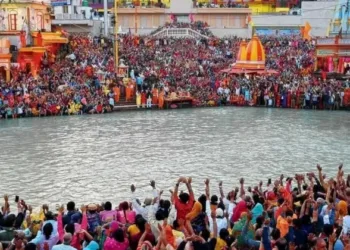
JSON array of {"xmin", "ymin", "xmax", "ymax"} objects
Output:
[{"xmin": 36, "ymin": 11, "xmax": 44, "ymax": 30}]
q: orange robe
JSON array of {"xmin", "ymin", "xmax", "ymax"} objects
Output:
[
  {"xmin": 158, "ymin": 91, "xmax": 164, "ymax": 109},
  {"xmin": 125, "ymin": 85, "xmax": 131, "ymax": 102},
  {"xmin": 152, "ymin": 88, "xmax": 158, "ymax": 105},
  {"xmin": 113, "ymin": 86, "xmax": 120, "ymax": 103}
]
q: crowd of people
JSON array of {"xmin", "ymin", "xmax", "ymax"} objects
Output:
[
  {"xmin": 1, "ymin": 22, "xmax": 350, "ymax": 119},
  {"xmin": 2, "ymin": 164, "xmax": 350, "ymax": 250}
]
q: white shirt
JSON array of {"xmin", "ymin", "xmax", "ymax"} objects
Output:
[
  {"xmin": 343, "ymin": 216, "xmax": 350, "ymax": 234},
  {"xmin": 205, "ymin": 200, "xmax": 228, "ymax": 235},
  {"xmin": 217, "ymin": 87, "xmax": 224, "ymax": 95},
  {"xmin": 52, "ymin": 244, "xmax": 77, "ymax": 250},
  {"xmin": 131, "ymin": 192, "xmax": 152, "ymax": 221}
]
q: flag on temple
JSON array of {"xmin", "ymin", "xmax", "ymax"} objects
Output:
[
  {"xmin": 189, "ymin": 13, "xmax": 194, "ymax": 23},
  {"xmin": 303, "ymin": 22, "xmax": 312, "ymax": 40},
  {"xmin": 247, "ymin": 15, "xmax": 252, "ymax": 24},
  {"xmin": 325, "ymin": 23, "xmax": 330, "ymax": 37}
]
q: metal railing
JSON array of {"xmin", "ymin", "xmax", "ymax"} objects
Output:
[
  {"xmin": 153, "ymin": 28, "xmax": 209, "ymax": 39},
  {"xmin": 55, "ymin": 14, "xmax": 86, "ymax": 20}
]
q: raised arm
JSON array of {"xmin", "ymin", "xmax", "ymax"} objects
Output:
[
  {"xmin": 219, "ymin": 181, "xmax": 225, "ymax": 199},
  {"xmin": 205, "ymin": 178, "xmax": 210, "ymax": 200},
  {"xmin": 317, "ymin": 164, "xmax": 327, "ymax": 191},
  {"xmin": 186, "ymin": 177, "xmax": 194, "ymax": 200},
  {"xmin": 211, "ymin": 211, "xmax": 218, "ymax": 239},
  {"xmin": 130, "ymin": 184, "xmax": 144, "ymax": 215},
  {"xmin": 239, "ymin": 178, "xmax": 245, "ymax": 198}
]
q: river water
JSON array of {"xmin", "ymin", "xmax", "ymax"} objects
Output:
[{"xmin": 0, "ymin": 107, "xmax": 350, "ymax": 207}]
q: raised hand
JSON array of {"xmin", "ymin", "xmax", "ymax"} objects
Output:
[
  {"xmin": 187, "ymin": 177, "xmax": 192, "ymax": 184},
  {"xmin": 317, "ymin": 164, "xmax": 322, "ymax": 172},
  {"xmin": 239, "ymin": 178, "xmax": 244, "ymax": 185},
  {"xmin": 339, "ymin": 163, "xmax": 343, "ymax": 170},
  {"xmin": 130, "ymin": 184, "xmax": 136, "ymax": 193},
  {"xmin": 204, "ymin": 178, "xmax": 210, "ymax": 186},
  {"xmin": 80, "ymin": 204, "xmax": 86, "ymax": 213}
]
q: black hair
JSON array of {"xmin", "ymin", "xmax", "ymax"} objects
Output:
[
  {"xmin": 67, "ymin": 201, "xmax": 75, "ymax": 211},
  {"xmin": 286, "ymin": 210, "xmax": 294, "ymax": 217},
  {"xmin": 173, "ymin": 220, "xmax": 180, "ymax": 230},
  {"xmin": 104, "ymin": 201, "xmax": 112, "ymax": 211},
  {"xmin": 255, "ymin": 216, "xmax": 264, "ymax": 230},
  {"xmin": 323, "ymin": 224, "xmax": 333, "ymax": 237},
  {"xmin": 198, "ymin": 194, "xmax": 206, "ymax": 212},
  {"xmin": 135, "ymin": 214, "xmax": 146, "ymax": 233},
  {"xmin": 335, "ymin": 226, "xmax": 343, "ymax": 238},
  {"xmin": 3, "ymin": 214, "xmax": 16, "ymax": 228},
  {"xmin": 219, "ymin": 228, "xmax": 229, "ymax": 240},
  {"xmin": 65, "ymin": 223, "xmax": 75, "ymax": 235},
  {"xmin": 275, "ymin": 238, "xmax": 288, "ymax": 250},
  {"xmin": 277, "ymin": 198, "xmax": 284, "ymax": 206},
  {"xmin": 218, "ymin": 201, "xmax": 225, "ymax": 212},
  {"xmin": 113, "ymin": 228, "xmax": 125, "ymax": 242},
  {"xmin": 253, "ymin": 194, "xmax": 260, "ymax": 205},
  {"xmin": 271, "ymin": 228, "xmax": 281, "ymax": 241},
  {"xmin": 45, "ymin": 212, "xmax": 54, "ymax": 221},
  {"xmin": 210, "ymin": 195, "xmax": 218, "ymax": 205},
  {"xmin": 293, "ymin": 218, "xmax": 302, "ymax": 229},
  {"xmin": 43, "ymin": 223, "xmax": 53, "ymax": 240},
  {"xmin": 301, "ymin": 215, "xmax": 311, "ymax": 225},
  {"xmin": 179, "ymin": 193, "xmax": 190, "ymax": 203},
  {"xmin": 200, "ymin": 228, "xmax": 210, "ymax": 242}
]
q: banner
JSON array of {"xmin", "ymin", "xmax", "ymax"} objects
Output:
[{"xmin": 51, "ymin": 0, "xmax": 68, "ymax": 6}]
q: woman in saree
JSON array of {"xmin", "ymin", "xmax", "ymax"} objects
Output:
[
  {"xmin": 251, "ymin": 194, "xmax": 264, "ymax": 225},
  {"xmin": 231, "ymin": 212, "xmax": 255, "ymax": 248}
]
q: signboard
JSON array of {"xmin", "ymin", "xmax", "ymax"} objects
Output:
[
  {"xmin": 317, "ymin": 50, "xmax": 334, "ymax": 56},
  {"xmin": 255, "ymin": 28, "xmax": 300, "ymax": 36},
  {"xmin": 51, "ymin": 0, "xmax": 68, "ymax": 6}
]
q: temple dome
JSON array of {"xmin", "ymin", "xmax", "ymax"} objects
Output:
[{"xmin": 233, "ymin": 34, "xmax": 265, "ymax": 70}]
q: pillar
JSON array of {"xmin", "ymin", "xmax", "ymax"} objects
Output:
[
  {"xmin": 6, "ymin": 69, "xmax": 10, "ymax": 82},
  {"xmin": 104, "ymin": 0, "xmax": 109, "ymax": 36}
]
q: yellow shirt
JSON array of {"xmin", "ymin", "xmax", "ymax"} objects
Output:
[
  {"xmin": 22, "ymin": 211, "xmax": 45, "ymax": 236},
  {"xmin": 172, "ymin": 230, "xmax": 184, "ymax": 240},
  {"xmin": 127, "ymin": 224, "xmax": 140, "ymax": 237},
  {"xmin": 215, "ymin": 237, "xmax": 227, "ymax": 250}
]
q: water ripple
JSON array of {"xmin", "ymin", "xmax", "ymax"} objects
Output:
[{"xmin": 0, "ymin": 107, "xmax": 350, "ymax": 207}]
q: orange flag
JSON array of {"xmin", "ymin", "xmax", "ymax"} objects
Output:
[{"xmin": 303, "ymin": 22, "xmax": 312, "ymax": 40}]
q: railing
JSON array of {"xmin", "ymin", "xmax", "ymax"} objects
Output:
[
  {"xmin": 55, "ymin": 14, "xmax": 86, "ymax": 20},
  {"xmin": 317, "ymin": 38, "xmax": 350, "ymax": 45},
  {"xmin": 152, "ymin": 28, "xmax": 209, "ymax": 39}
]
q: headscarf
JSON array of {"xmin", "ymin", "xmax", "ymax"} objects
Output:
[
  {"xmin": 251, "ymin": 203, "xmax": 264, "ymax": 224},
  {"xmin": 337, "ymin": 200, "xmax": 348, "ymax": 218},
  {"xmin": 232, "ymin": 212, "xmax": 254, "ymax": 247}
]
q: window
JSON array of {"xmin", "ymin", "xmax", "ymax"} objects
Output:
[
  {"xmin": 37, "ymin": 13, "xmax": 44, "ymax": 30},
  {"xmin": 63, "ymin": 5, "xmax": 69, "ymax": 13},
  {"xmin": 9, "ymin": 14, "xmax": 17, "ymax": 30}
]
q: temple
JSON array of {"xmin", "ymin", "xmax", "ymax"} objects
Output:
[
  {"xmin": 315, "ymin": 0, "xmax": 350, "ymax": 76},
  {"xmin": 0, "ymin": 0, "xmax": 68, "ymax": 81}
]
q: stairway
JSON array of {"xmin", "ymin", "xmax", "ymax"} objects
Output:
[
  {"xmin": 113, "ymin": 97, "xmax": 137, "ymax": 110},
  {"xmin": 152, "ymin": 28, "xmax": 209, "ymax": 40}
]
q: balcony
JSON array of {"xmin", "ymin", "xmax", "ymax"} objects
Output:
[{"xmin": 52, "ymin": 14, "xmax": 94, "ymax": 26}]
